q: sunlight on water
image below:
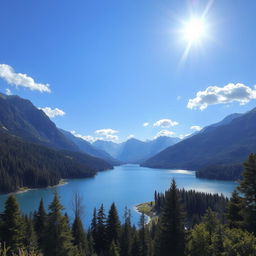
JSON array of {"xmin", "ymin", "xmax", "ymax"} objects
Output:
[{"xmin": 168, "ymin": 170, "xmax": 194, "ymax": 175}]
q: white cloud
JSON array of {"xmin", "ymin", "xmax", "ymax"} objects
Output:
[
  {"xmin": 95, "ymin": 128, "xmax": 119, "ymax": 136},
  {"xmin": 187, "ymin": 83, "xmax": 256, "ymax": 110},
  {"xmin": 153, "ymin": 119, "xmax": 179, "ymax": 128},
  {"xmin": 70, "ymin": 131, "xmax": 103, "ymax": 143},
  {"xmin": 127, "ymin": 134, "xmax": 135, "ymax": 139},
  {"xmin": 5, "ymin": 88, "xmax": 12, "ymax": 95},
  {"xmin": 39, "ymin": 107, "xmax": 66, "ymax": 118},
  {"xmin": 0, "ymin": 64, "xmax": 51, "ymax": 93},
  {"xmin": 190, "ymin": 125, "xmax": 202, "ymax": 131},
  {"xmin": 154, "ymin": 130, "xmax": 176, "ymax": 139},
  {"xmin": 71, "ymin": 130, "xmax": 119, "ymax": 143},
  {"xmin": 143, "ymin": 122, "xmax": 149, "ymax": 127}
]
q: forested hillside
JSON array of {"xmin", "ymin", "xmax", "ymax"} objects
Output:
[
  {"xmin": 143, "ymin": 108, "xmax": 256, "ymax": 180},
  {"xmin": 0, "ymin": 130, "xmax": 112, "ymax": 193}
]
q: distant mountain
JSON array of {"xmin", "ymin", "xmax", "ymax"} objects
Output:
[
  {"xmin": 93, "ymin": 140, "xmax": 122, "ymax": 157},
  {"xmin": 60, "ymin": 129, "xmax": 121, "ymax": 165},
  {"xmin": 0, "ymin": 129, "xmax": 112, "ymax": 193},
  {"xmin": 0, "ymin": 93, "xmax": 79, "ymax": 151},
  {"xmin": 93, "ymin": 136, "xmax": 181, "ymax": 163},
  {"xmin": 143, "ymin": 108, "xmax": 256, "ymax": 180}
]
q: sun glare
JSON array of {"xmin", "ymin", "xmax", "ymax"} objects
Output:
[{"xmin": 182, "ymin": 18, "xmax": 206, "ymax": 43}]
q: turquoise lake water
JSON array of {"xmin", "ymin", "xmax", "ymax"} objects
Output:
[{"xmin": 0, "ymin": 164, "xmax": 237, "ymax": 227}]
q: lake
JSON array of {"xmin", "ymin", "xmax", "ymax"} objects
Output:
[{"xmin": 0, "ymin": 164, "xmax": 237, "ymax": 227}]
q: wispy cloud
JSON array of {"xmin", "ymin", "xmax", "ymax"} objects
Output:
[
  {"xmin": 39, "ymin": 107, "xmax": 65, "ymax": 118},
  {"xmin": 190, "ymin": 125, "xmax": 202, "ymax": 131},
  {"xmin": 95, "ymin": 128, "xmax": 119, "ymax": 136},
  {"xmin": 187, "ymin": 83, "xmax": 256, "ymax": 110},
  {"xmin": 5, "ymin": 88, "xmax": 12, "ymax": 95},
  {"xmin": 0, "ymin": 64, "xmax": 51, "ymax": 93},
  {"xmin": 71, "ymin": 131, "xmax": 102, "ymax": 143},
  {"xmin": 143, "ymin": 122, "xmax": 150, "ymax": 127},
  {"xmin": 71, "ymin": 128, "xmax": 119, "ymax": 143},
  {"xmin": 154, "ymin": 130, "xmax": 175, "ymax": 139},
  {"xmin": 153, "ymin": 119, "xmax": 179, "ymax": 128}
]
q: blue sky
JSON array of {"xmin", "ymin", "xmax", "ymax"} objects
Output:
[{"xmin": 0, "ymin": 0, "xmax": 256, "ymax": 142}]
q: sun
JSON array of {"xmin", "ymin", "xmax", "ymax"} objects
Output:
[{"xmin": 182, "ymin": 18, "xmax": 207, "ymax": 43}]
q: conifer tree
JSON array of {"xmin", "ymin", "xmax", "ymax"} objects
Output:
[
  {"xmin": 72, "ymin": 216, "xmax": 88, "ymax": 255},
  {"xmin": 24, "ymin": 216, "xmax": 38, "ymax": 253},
  {"xmin": 33, "ymin": 199, "xmax": 47, "ymax": 251},
  {"xmin": 130, "ymin": 233, "xmax": 140, "ymax": 256},
  {"xmin": 226, "ymin": 190, "xmax": 243, "ymax": 229},
  {"xmin": 156, "ymin": 179, "xmax": 185, "ymax": 256},
  {"xmin": 202, "ymin": 208, "xmax": 219, "ymax": 246},
  {"xmin": 238, "ymin": 153, "xmax": 256, "ymax": 233},
  {"xmin": 120, "ymin": 207, "xmax": 132, "ymax": 256},
  {"xmin": 1, "ymin": 195, "xmax": 25, "ymax": 253},
  {"xmin": 138, "ymin": 213, "xmax": 149, "ymax": 256},
  {"xmin": 72, "ymin": 193, "xmax": 88, "ymax": 256},
  {"xmin": 94, "ymin": 204, "xmax": 107, "ymax": 255},
  {"xmin": 43, "ymin": 192, "xmax": 77, "ymax": 256},
  {"xmin": 106, "ymin": 203, "xmax": 121, "ymax": 248}
]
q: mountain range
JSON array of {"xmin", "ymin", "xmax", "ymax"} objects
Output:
[
  {"xmin": 93, "ymin": 136, "xmax": 181, "ymax": 163},
  {"xmin": 143, "ymin": 108, "xmax": 256, "ymax": 180}
]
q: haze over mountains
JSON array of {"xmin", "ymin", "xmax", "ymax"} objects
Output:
[{"xmin": 93, "ymin": 136, "xmax": 181, "ymax": 163}]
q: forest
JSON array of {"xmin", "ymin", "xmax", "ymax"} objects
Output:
[
  {"xmin": 0, "ymin": 130, "xmax": 112, "ymax": 193},
  {"xmin": 0, "ymin": 153, "xmax": 256, "ymax": 256}
]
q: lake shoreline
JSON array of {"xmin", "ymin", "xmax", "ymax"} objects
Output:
[{"xmin": 7, "ymin": 179, "xmax": 68, "ymax": 196}]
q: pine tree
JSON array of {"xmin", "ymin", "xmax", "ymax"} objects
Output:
[
  {"xmin": 238, "ymin": 153, "xmax": 256, "ymax": 233},
  {"xmin": 24, "ymin": 216, "xmax": 38, "ymax": 253},
  {"xmin": 43, "ymin": 192, "xmax": 77, "ymax": 256},
  {"xmin": 156, "ymin": 179, "xmax": 185, "ymax": 256},
  {"xmin": 202, "ymin": 208, "xmax": 219, "ymax": 246},
  {"xmin": 1, "ymin": 195, "xmax": 25, "ymax": 253},
  {"xmin": 138, "ymin": 213, "xmax": 149, "ymax": 256},
  {"xmin": 120, "ymin": 207, "xmax": 132, "ymax": 256},
  {"xmin": 226, "ymin": 190, "xmax": 243, "ymax": 229},
  {"xmin": 72, "ymin": 216, "xmax": 88, "ymax": 255},
  {"xmin": 33, "ymin": 199, "xmax": 47, "ymax": 251},
  {"xmin": 130, "ymin": 233, "xmax": 140, "ymax": 256},
  {"xmin": 94, "ymin": 204, "xmax": 107, "ymax": 255},
  {"xmin": 106, "ymin": 203, "xmax": 121, "ymax": 248}
]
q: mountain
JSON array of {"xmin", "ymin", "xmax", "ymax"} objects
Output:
[
  {"xmin": 93, "ymin": 140, "xmax": 122, "ymax": 157},
  {"xmin": 0, "ymin": 93, "xmax": 115, "ymax": 192},
  {"xmin": 93, "ymin": 136, "xmax": 181, "ymax": 163},
  {"xmin": 142, "ymin": 108, "xmax": 256, "ymax": 180},
  {"xmin": 0, "ymin": 129, "xmax": 112, "ymax": 193},
  {"xmin": 60, "ymin": 129, "xmax": 121, "ymax": 165},
  {"xmin": 0, "ymin": 93, "xmax": 79, "ymax": 151}
]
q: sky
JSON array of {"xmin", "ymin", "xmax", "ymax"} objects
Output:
[{"xmin": 0, "ymin": 0, "xmax": 256, "ymax": 142}]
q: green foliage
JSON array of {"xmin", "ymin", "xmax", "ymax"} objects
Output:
[
  {"xmin": 0, "ymin": 130, "xmax": 100, "ymax": 193},
  {"xmin": 1, "ymin": 195, "xmax": 25, "ymax": 253},
  {"xmin": 43, "ymin": 193, "xmax": 78, "ymax": 256},
  {"xmin": 106, "ymin": 203, "xmax": 121, "ymax": 249},
  {"xmin": 226, "ymin": 190, "xmax": 243, "ymax": 229},
  {"xmin": 156, "ymin": 179, "xmax": 185, "ymax": 256},
  {"xmin": 238, "ymin": 153, "xmax": 256, "ymax": 233}
]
